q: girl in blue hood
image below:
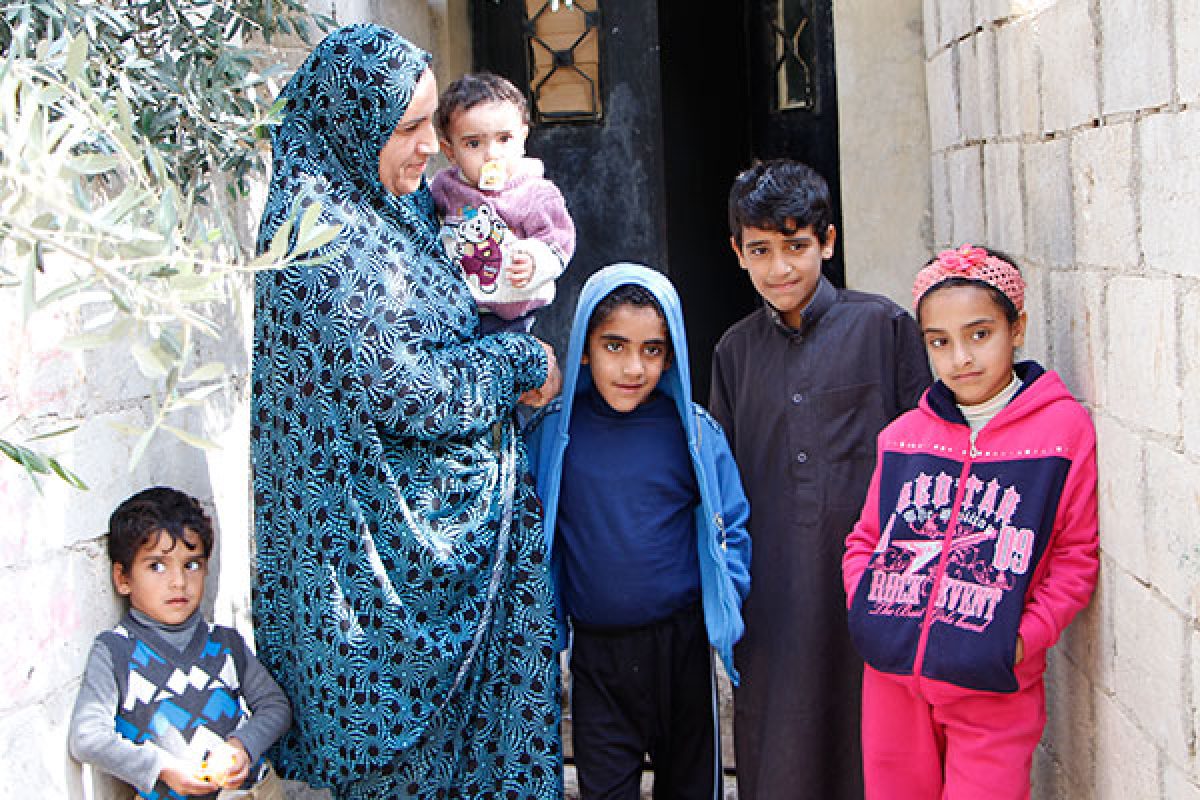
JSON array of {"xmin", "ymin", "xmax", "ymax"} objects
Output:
[{"xmin": 524, "ymin": 264, "xmax": 751, "ymax": 798}]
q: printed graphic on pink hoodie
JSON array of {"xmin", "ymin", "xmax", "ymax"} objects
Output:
[{"xmin": 843, "ymin": 361, "xmax": 1098, "ymax": 699}]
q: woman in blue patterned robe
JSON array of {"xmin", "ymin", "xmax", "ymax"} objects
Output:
[{"xmin": 251, "ymin": 24, "xmax": 562, "ymax": 799}]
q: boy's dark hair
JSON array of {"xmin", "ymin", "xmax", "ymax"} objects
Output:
[
  {"xmin": 434, "ymin": 72, "xmax": 529, "ymax": 137},
  {"xmin": 587, "ymin": 283, "xmax": 667, "ymax": 335},
  {"xmin": 728, "ymin": 159, "xmax": 833, "ymax": 247},
  {"xmin": 915, "ymin": 246, "xmax": 1023, "ymax": 325},
  {"xmin": 107, "ymin": 487, "xmax": 213, "ymax": 570}
]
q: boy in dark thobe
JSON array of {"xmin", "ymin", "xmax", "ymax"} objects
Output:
[{"xmin": 709, "ymin": 159, "xmax": 931, "ymax": 800}]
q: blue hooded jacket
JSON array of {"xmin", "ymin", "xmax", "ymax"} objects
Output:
[{"xmin": 524, "ymin": 264, "xmax": 752, "ymax": 683}]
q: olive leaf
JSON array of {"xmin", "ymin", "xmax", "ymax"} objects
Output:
[{"xmin": 1, "ymin": 0, "xmax": 337, "ymax": 488}]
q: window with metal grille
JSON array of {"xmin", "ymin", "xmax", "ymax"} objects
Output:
[
  {"xmin": 768, "ymin": 0, "xmax": 817, "ymax": 112},
  {"xmin": 523, "ymin": 0, "xmax": 603, "ymax": 123}
]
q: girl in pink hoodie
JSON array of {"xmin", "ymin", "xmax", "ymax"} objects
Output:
[{"xmin": 843, "ymin": 245, "xmax": 1098, "ymax": 800}]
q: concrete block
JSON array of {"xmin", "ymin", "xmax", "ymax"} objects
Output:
[
  {"xmin": 1165, "ymin": 764, "xmax": 1200, "ymax": 800},
  {"xmin": 932, "ymin": 152, "xmax": 953, "ymax": 247},
  {"xmin": 1100, "ymin": 0, "xmax": 1172, "ymax": 114},
  {"xmin": 0, "ymin": 688, "xmax": 105, "ymax": 800},
  {"xmin": 836, "ymin": 0, "xmax": 937, "ymax": 306},
  {"xmin": 75, "ymin": 764, "xmax": 130, "ymax": 800},
  {"xmin": 1039, "ymin": 0, "xmax": 1099, "ymax": 133},
  {"xmin": 1046, "ymin": 269, "xmax": 1105, "ymax": 407},
  {"xmin": 924, "ymin": 0, "xmax": 940, "ymax": 58},
  {"xmin": 976, "ymin": 0, "xmax": 1027, "ymax": 27},
  {"xmin": 1058, "ymin": 567, "xmax": 1103, "ymax": 683},
  {"xmin": 1143, "ymin": 441, "xmax": 1200, "ymax": 618},
  {"xmin": 1088, "ymin": 557, "xmax": 1118, "ymax": 694},
  {"xmin": 1180, "ymin": 0, "xmax": 1200, "ymax": 105},
  {"xmin": 0, "ymin": 440, "xmax": 88, "ymax": 566},
  {"xmin": 1105, "ymin": 277, "xmax": 1182, "ymax": 436},
  {"xmin": 0, "ymin": 262, "xmax": 249, "ymax": 444},
  {"xmin": 1071, "ymin": 122, "xmax": 1138, "ymax": 269},
  {"xmin": 0, "ymin": 548, "xmax": 120, "ymax": 714},
  {"xmin": 0, "ymin": 303, "xmax": 94, "ymax": 422},
  {"xmin": 1110, "ymin": 567, "xmax": 1190, "ymax": 764},
  {"xmin": 0, "ymin": 402, "xmax": 213, "ymax": 561},
  {"xmin": 983, "ymin": 141, "xmax": 1024, "ymax": 255},
  {"xmin": 996, "ymin": 17, "xmax": 1039, "ymax": 136},
  {"xmin": 927, "ymin": 48, "xmax": 961, "ymax": 150},
  {"xmin": 2, "ymin": 406, "xmax": 216, "ymax": 552},
  {"xmin": 1183, "ymin": 288, "xmax": 1200, "ymax": 455},
  {"xmin": 1030, "ymin": 745, "xmax": 1067, "ymax": 800},
  {"xmin": 1093, "ymin": 416, "xmax": 1146, "ymax": 582},
  {"xmin": 1042, "ymin": 649, "xmax": 1097, "ymax": 790},
  {"xmin": 938, "ymin": 0, "xmax": 976, "ymax": 46},
  {"xmin": 1094, "ymin": 666, "xmax": 1163, "ymax": 800},
  {"xmin": 1194, "ymin": 627, "xmax": 1200, "ymax": 781},
  {"xmin": 206, "ymin": 398, "xmax": 255, "ymax": 634},
  {"xmin": 947, "ymin": 145, "xmax": 986, "ymax": 244},
  {"xmin": 1018, "ymin": 259, "xmax": 1049, "ymax": 363},
  {"xmin": 335, "ymin": 0, "xmax": 435, "ymax": 52},
  {"xmin": 958, "ymin": 33, "xmax": 982, "ymax": 141},
  {"xmin": 1140, "ymin": 111, "xmax": 1200, "ymax": 278},
  {"xmin": 974, "ymin": 27, "xmax": 998, "ymax": 139},
  {"xmin": 1023, "ymin": 137, "xmax": 1075, "ymax": 267}
]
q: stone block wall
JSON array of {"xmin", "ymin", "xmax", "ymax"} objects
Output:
[{"xmin": 923, "ymin": 1, "xmax": 1200, "ymax": 796}]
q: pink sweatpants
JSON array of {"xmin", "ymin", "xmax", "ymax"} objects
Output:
[{"xmin": 861, "ymin": 666, "xmax": 1046, "ymax": 800}]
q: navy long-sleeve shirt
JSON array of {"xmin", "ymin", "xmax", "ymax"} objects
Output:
[{"xmin": 556, "ymin": 388, "xmax": 701, "ymax": 627}]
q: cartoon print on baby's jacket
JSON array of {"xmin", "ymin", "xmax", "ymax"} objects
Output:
[
  {"xmin": 441, "ymin": 203, "xmax": 511, "ymax": 294},
  {"xmin": 848, "ymin": 449, "xmax": 1069, "ymax": 693}
]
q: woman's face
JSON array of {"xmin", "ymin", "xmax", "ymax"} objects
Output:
[{"xmin": 378, "ymin": 69, "xmax": 440, "ymax": 196}]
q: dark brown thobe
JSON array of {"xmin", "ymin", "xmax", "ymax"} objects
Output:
[{"xmin": 709, "ymin": 277, "xmax": 931, "ymax": 800}]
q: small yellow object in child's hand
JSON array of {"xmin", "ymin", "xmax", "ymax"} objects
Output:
[{"xmin": 195, "ymin": 741, "xmax": 240, "ymax": 784}]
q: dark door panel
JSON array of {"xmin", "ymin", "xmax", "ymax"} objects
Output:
[
  {"xmin": 470, "ymin": 0, "xmax": 840, "ymax": 403},
  {"xmin": 471, "ymin": 0, "xmax": 668, "ymax": 358}
]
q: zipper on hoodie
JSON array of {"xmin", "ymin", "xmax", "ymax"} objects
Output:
[
  {"xmin": 692, "ymin": 415, "xmax": 728, "ymax": 551},
  {"xmin": 910, "ymin": 430, "xmax": 976, "ymax": 686}
]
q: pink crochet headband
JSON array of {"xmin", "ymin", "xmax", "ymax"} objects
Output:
[{"xmin": 912, "ymin": 244, "xmax": 1026, "ymax": 312}]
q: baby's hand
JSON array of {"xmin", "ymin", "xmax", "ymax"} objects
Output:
[
  {"xmin": 1014, "ymin": 635, "xmax": 1025, "ymax": 666},
  {"xmin": 508, "ymin": 250, "xmax": 534, "ymax": 288}
]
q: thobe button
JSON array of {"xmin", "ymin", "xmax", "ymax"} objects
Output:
[
  {"xmin": 795, "ymin": 451, "xmax": 808, "ymax": 463},
  {"xmin": 792, "ymin": 393, "xmax": 804, "ymax": 404}
]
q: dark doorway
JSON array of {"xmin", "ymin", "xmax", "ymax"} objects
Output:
[
  {"xmin": 657, "ymin": 0, "xmax": 755, "ymax": 402},
  {"xmin": 744, "ymin": 0, "xmax": 844, "ymax": 287},
  {"xmin": 658, "ymin": 0, "xmax": 844, "ymax": 401},
  {"xmin": 469, "ymin": 0, "xmax": 842, "ymax": 404}
]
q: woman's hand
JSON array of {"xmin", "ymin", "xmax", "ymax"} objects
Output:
[
  {"xmin": 519, "ymin": 339, "xmax": 561, "ymax": 407},
  {"xmin": 1014, "ymin": 635, "xmax": 1025, "ymax": 666}
]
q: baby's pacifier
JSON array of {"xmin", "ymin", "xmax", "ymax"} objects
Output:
[{"xmin": 479, "ymin": 159, "xmax": 507, "ymax": 191}]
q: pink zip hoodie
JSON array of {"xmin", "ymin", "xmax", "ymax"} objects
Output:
[{"xmin": 843, "ymin": 361, "xmax": 1098, "ymax": 703}]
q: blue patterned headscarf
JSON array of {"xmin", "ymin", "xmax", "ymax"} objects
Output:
[{"xmin": 251, "ymin": 24, "xmax": 561, "ymax": 799}]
